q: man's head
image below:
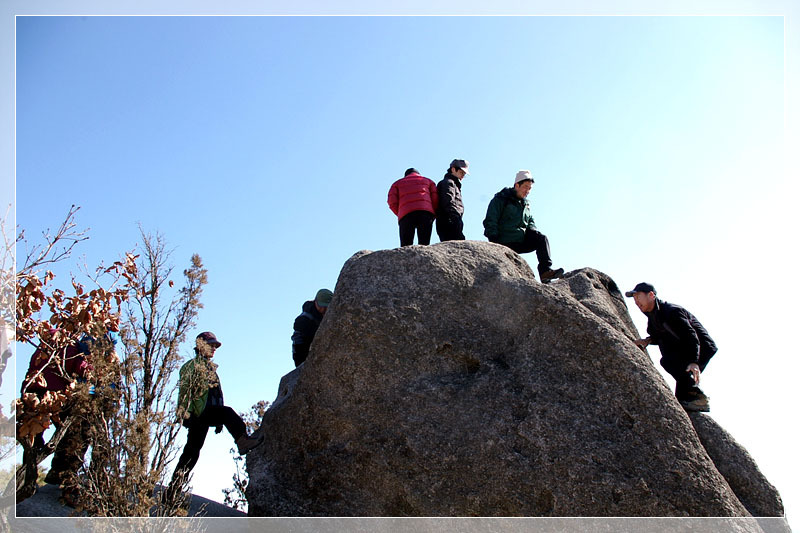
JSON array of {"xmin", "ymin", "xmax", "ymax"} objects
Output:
[
  {"xmin": 448, "ymin": 159, "xmax": 470, "ymax": 180},
  {"xmin": 195, "ymin": 331, "xmax": 221, "ymax": 358},
  {"xmin": 625, "ymin": 282, "xmax": 657, "ymax": 313},
  {"xmin": 404, "ymin": 168, "xmax": 419, "ymax": 177},
  {"xmin": 513, "ymin": 170, "xmax": 534, "ymax": 199},
  {"xmin": 314, "ymin": 288, "xmax": 334, "ymax": 315}
]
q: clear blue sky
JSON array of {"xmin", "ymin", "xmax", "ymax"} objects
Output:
[{"xmin": 4, "ymin": 4, "xmax": 797, "ymax": 525}]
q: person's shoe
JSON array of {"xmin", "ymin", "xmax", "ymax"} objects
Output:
[
  {"xmin": 540, "ymin": 268, "xmax": 564, "ymax": 283},
  {"xmin": 236, "ymin": 433, "xmax": 264, "ymax": 455},
  {"xmin": 681, "ymin": 396, "xmax": 710, "ymax": 412}
]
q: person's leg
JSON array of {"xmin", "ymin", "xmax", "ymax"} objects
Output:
[
  {"xmin": 417, "ymin": 212, "xmax": 435, "ymax": 245},
  {"xmin": 522, "ymin": 229, "xmax": 554, "ymax": 274},
  {"xmin": 48, "ymin": 411, "xmax": 90, "ymax": 485},
  {"xmin": 170, "ymin": 420, "xmax": 210, "ymax": 486},
  {"xmin": 398, "ymin": 214, "xmax": 415, "ymax": 247}
]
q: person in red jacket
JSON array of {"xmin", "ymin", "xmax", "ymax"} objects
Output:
[{"xmin": 387, "ymin": 168, "xmax": 439, "ymax": 246}]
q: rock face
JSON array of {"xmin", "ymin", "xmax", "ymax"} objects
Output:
[
  {"xmin": 247, "ymin": 241, "xmax": 779, "ymax": 517},
  {"xmin": 688, "ymin": 413, "xmax": 784, "ymax": 517}
]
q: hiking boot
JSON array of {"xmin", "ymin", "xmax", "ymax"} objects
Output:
[
  {"xmin": 236, "ymin": 433, "xmax": 264, "ymax": 455},
  {"xmin": 540, "ymin": 268, "xmax": 564, "ymax": 283},
  {"xmin": 681, "ymin": 396, "xmax": 710, "ymax": 412}
]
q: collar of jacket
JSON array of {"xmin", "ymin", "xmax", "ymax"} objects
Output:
[
  {"xmin": 498, "ymin": 187, "xmax": 526, "ymax": 204},
  {"xmin": 444, "ymin": 172, "xmax": 462, "ymax": 188}
]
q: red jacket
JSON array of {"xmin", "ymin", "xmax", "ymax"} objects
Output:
[
  {"xmin": 21, "ymin": 342, "xmax": 92, "ymax": 395},
  {"xmin": 387, "ymin": 172, "xmax": 439, "ymax": 220}
]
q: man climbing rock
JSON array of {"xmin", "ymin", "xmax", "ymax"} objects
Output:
[
  {"xmin": 626, "ymin": 282, "xmax": 717, "ymax": 412},
  {"xmin": 483, "ymin": 170, "xmax": 564, "ymax": 283},
  {"xmin": 291, "ymin": 289, "xmax": 333, "ymax": 367},
  {"xmin": 168, "ymin": 332, "xmax": 263, "ymax": 497}
]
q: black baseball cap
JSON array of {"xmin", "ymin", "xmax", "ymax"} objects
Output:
[
  {"xmin": 625, "ymin": 282, "xmax": 656, "ymax": 297},
  {"xmin": 196, "ymin": 331, "xmax": 222, "ymax": 347}
]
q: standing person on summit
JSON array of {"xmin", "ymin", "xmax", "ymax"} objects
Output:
[
  {"xmin": 435, "ymin": 158, "xmax": 470, "ymax": 242},
  {"xmin": 387, "ymin": 168, "xmax": 439, "ymax": 246},
  {"xmin": 291, "ymin": 289, "xmax": 333, "ymax": 367},
  {"xmin": 483, "ymin": 170, "xmax": 564, "ymax": 283}
]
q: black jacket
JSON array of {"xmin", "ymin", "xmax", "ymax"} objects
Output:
[
  {"xmin": 646, "ymin": 299, "xmax": 717, "ymax": 370},
  {"xmin": 436, "ymin": 173, "xmax": 464, "ymax": 225},
  {"xmin": 291, "ymin": 300, "xmax": 324, "ymax": 366}
]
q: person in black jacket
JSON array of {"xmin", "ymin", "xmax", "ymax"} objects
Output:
[
  {"xmin": 291, "ymin": 288, "xmax": 333, "ymax": 366},
  {"xmin": 626, "ymin": 282, "xmax": 717, "ymax": 412},
  {"xmin": 435, "ymin": 159, "xmax": 469, "ymax": 242}
]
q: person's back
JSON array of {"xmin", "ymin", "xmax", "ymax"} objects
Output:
[
  {"xmin": 291, "ymin": 289, "xmax": 333, "ymax": 366},
  {"xmin": 388, "ymin": 169, "xmax": 438, "ymax": 246}
]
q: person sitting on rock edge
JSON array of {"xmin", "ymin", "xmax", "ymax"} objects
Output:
[
  {"xmin": 291, "ymin": 289, "xmax": 333, "ymax": 367},
  {"xmin": 626, "ymin": 282, "xmax": 717, "ymax": 412},
  {"xmin": 168, "ymin": 332, "xmax": 263, "ymax": 497},
  {"xmin": 482, "ymin": 170, "xmax": 564, "ymax": 283}
]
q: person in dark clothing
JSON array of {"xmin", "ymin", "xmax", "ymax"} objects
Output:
[
  {"xmin": 435, "ymin": 158, "xmax": 469, "ymax": 242},
  {"xmin": 21, "ymin": 332, "xmax": 119, "ymax": 494},
  {"xmin": 168, "ymin": 332, "xmax": 263, "ymax": 496},
  {"xmin": 388, "ymin": 168, "xmax": 439, "ymax": 246},
  {"xmin": 483, "ymin": 170, "xmax": 564, "ymax": 283},
  {"xmin": 291, "ymin": 288, "xmax": 333, "ymax": 366},
  {"xmin": 626, "ymin": 282, "xmax": 717, "ymax": 412}
]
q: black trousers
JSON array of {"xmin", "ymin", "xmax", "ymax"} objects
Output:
[
  {"xmin": 661, "ymin": 356, "xmax": 706, "ymax": 402},
  {"xmin": 500, "ymin": 229, "xmax": 553, "ymax": 274},
  {"xmin": 170, "ymin": 405, "xmax": 246, "ymax": 485},
  {"xmin": 436, "ymin": 216, "xmax": 465, "ymax": 242},
  {"xmin": 398, "ymin": 211, "xmax": 435, "ymax": 246}
]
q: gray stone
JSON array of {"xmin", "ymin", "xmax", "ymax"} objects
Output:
[
  {"xmin": 246, "ymin": 241, "xmax": 777, "ymax": 517},
  {"xmin": 688, "ymin": 412, "xmax": 785, "ymax": 517}
]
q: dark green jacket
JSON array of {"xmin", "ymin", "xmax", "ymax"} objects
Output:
[{"xmin": 483, "ymin": 187, "xmax": 536, "ymax": 244}]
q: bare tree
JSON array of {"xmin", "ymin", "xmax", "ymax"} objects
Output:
[
  {"xmin": 5, "ymin": 206, "xmax": 137, "ymax": 505},
  {"xmin": 73, "ymin": 228, "xmax": 208, "ymax": 516}
]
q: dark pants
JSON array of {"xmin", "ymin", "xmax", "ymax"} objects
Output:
[
  {"xmin": 661, "ymin": 356, "xmax": 706, "ymax": 402},
  {"xmin": 48, "ymin": 395, "xmax": 116, "ymax": 485},
  {"xmin": 436, "ymin": 217, "xmax": 465, "ymax": 242},
  {"xmin": 170, "ymin": 405, "xmax": 246, "ymax": 487},
  {"xmin": 500, "ymin": 229, "xmax": 553, "ymax": 274},
  {"xmin": 398, "ymin": 211, "xmax": 435, "ymax": 246}
]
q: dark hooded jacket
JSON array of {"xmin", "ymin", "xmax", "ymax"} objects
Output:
[
  {"xmin": 646, "ymin": 299, "xmax": 717, "ymax": 371},
  {"xmin": 483, "ymin": 187, "xmax": 536, "ymax": 244},
  {"xmin": 436, "ymin": 173, "xmax": 464, "ymax": 226},
  {"xmin": 291, "ymin": 300, "xmax": 324, "ymax": 366}
]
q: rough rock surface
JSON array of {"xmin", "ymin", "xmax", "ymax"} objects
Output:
[
  {"xmin": 247, "ymin": 241, "xmax": 775, "ymax": 517},
  {"xmin": 688, "ymin": 412, "xmax": 784, "ymax": 517}
]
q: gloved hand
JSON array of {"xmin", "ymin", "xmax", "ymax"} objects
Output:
[{"xmin": 215, "ymin": 425, "xmax": 223, "ymax": 434}]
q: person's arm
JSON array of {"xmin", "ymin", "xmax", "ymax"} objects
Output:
[
  {"xmin": 387, "ymin": 183, "xmax": 399, "ymax": 216},
  {"xmin": 483, "ymin": 197, "xmax": 501, "ymax": 241},
  {"xmin": 666, "ymin": 308, "xmax": 701, "ymax": 364},
  {"xmin": 429, "ymin": 180, "xmax": 439, "ymax": 213},
  {"xmin": 438, "ymin": 180, "xmax": 458, "ymax": 222}
]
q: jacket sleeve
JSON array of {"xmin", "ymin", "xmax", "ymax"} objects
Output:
[
  {"xmin": 429, "ymin": 180, "xmax": 439, "ymax": 213},
  {"xmin": 387, "ymin": 183, "xmax": 399, "ymax": 216},
  {"xmin": 525, "ymin": 203, "xmax": 537, "ymax": 231},
  {"xmin": 483, "ymin": 197, "xmax": 501, "ymax": 241},
  {"xmin": 437, "ymin": 180, "xmax": 458, "ymax": 222},
  {"xmin": 666, "ymin": 307, "xmax": 701, "ymax": 363}
]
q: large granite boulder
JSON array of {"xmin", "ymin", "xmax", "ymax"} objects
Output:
[
  {"xmin": 246, "ymin": 241, "xmax": 779, "ymax": 517},
  {"xmin": 688, "ymin": 413, "xmax": 784, "ymax": 517}
]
